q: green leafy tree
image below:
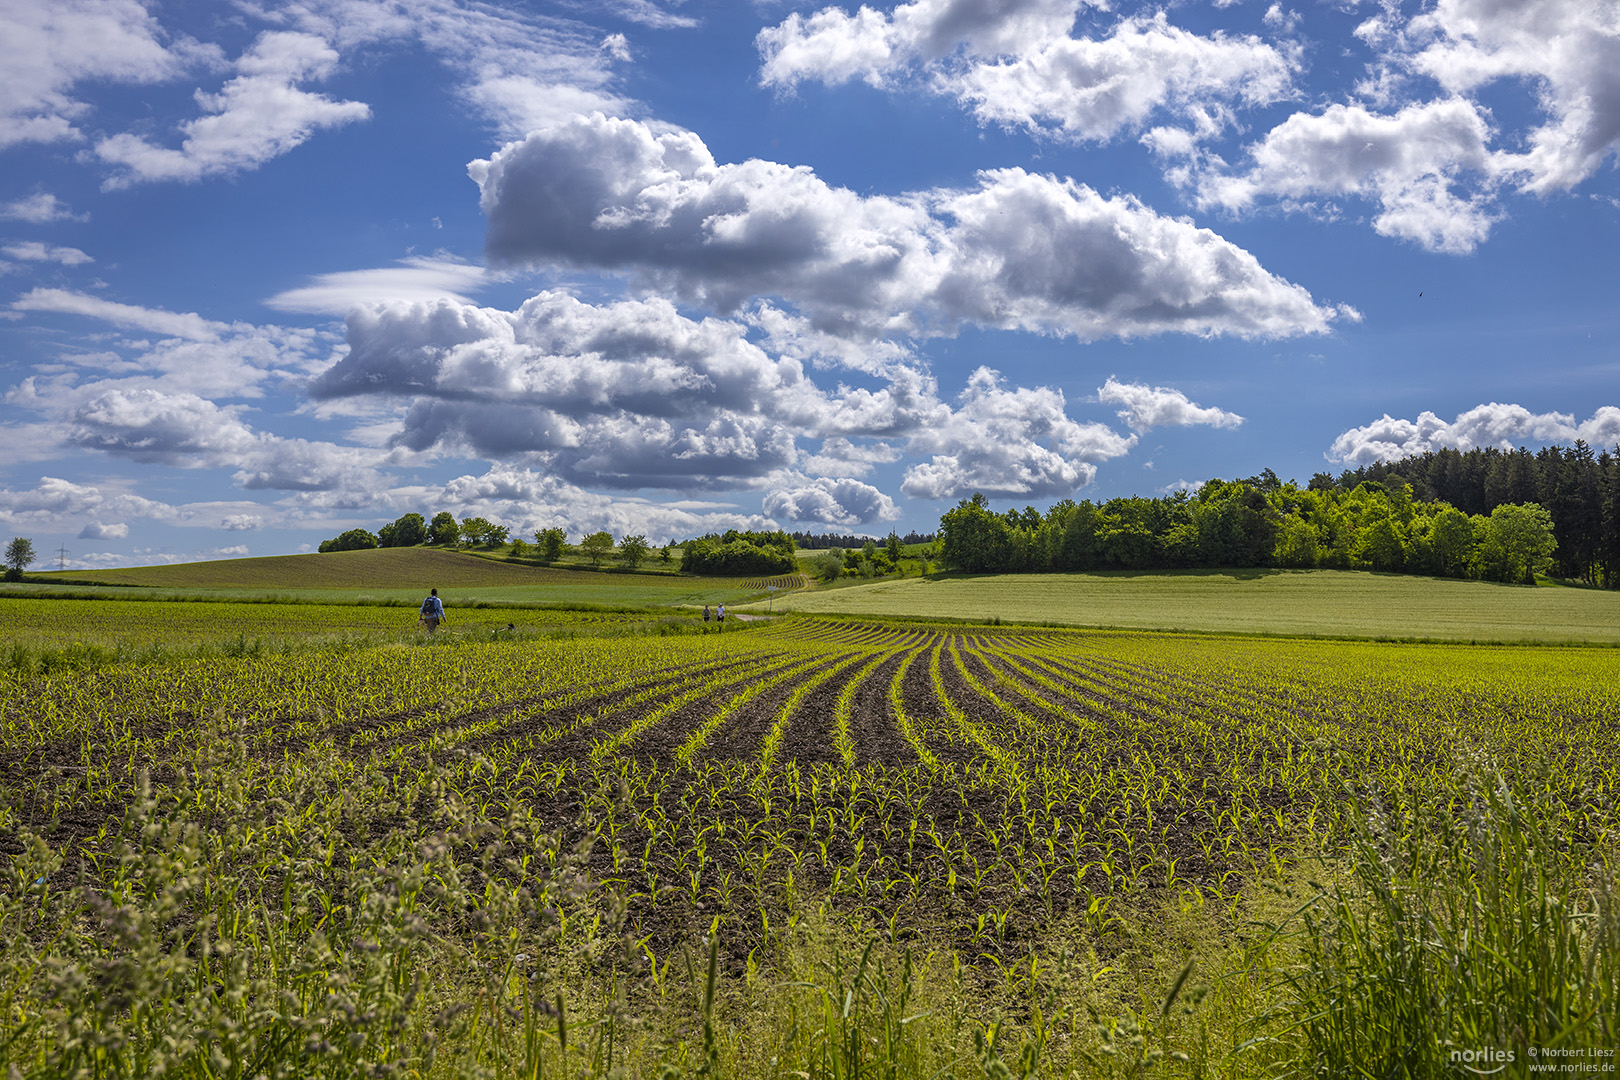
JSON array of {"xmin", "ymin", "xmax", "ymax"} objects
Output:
[
  {"xmin": 1354, "ymin": 513, "xmax": 1408, "ymax": 572},
  {"xmin": 1274, "ymin": 515, "xmax": 1321, "ymax": 568},
  {"xmin": 580, "ymin": 531, "xmax": 615, "ymax": 568},
  {"xmin": 1428, "ymin": 507, "xmax": 1475, "ymax": 578},
  {"xmin": 1474, "ymin": 503, "xmax": 1558, "ymax": 584},
  {"xmin": 619, "ymin": 534, "xmax": 651, "ymax": 568},
  {"xmin": 427, "ymin": 512, "xmax": 458, "ymax": 545},
  {"xmin": 508, "ymin": 537, "xmax": 529, "ymax": 558},
  {"xmin": 1095, "ymin": 514, "xmax": 1156, "ymax": 568},
  {"xmin": 4, "ymin": 536, "xmax": 35, "ymax": 581},
  {"xmin": 1053, "ymin": 502, "xmax": 1100, "ymax": 570},
  {"xmin": 458, "ymin": 517, "xmax": 494, "ymax": 547},
  {"xmin": 484, "ymin": 523, "xmax": 510, "ymax": 547},
  {"xmin": 1187, "ymin": 481, "xmax": 1279, "ymax": 567},
  {"xmin": 378, "ymin": 512, "xmax": 427, "ymax": 548},
  {"xmin": 535, "ymin": 527, "xmax": 566, "ymax": 562},
  {"xmin": 809, "ymin": 551, "xmax": 844, "ymax": 581},
  {"xmin": 939, "ymin": 494, "xmax": 1015, "ymax": 572},
  {"xmin": 318, "ymin": 528, "xmax": 379, "ymax": 553}
]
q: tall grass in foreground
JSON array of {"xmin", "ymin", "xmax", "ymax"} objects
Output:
[
  {"xmin": 1, "ymin": 732, "xmax": 1614, "ymax": 1077},
  {"xmin": 1266, "ymin": 757, "xmax": 1619, "ymax": 1077}
]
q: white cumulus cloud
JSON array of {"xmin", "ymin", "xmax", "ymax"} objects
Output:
[
  {"xmin": 763, "ymin": 476, "xmax": 900, "ymax": 525},
  {"xmin": 1195, "ymin": 98, "xmax": 1501, "ymax": 254},
  {"xmin": 471, "ymin": 113, "xmax": 1341, "ymax": 341},
  {"xmin": 758, "ymin": 0, "xmax": 1088, "ymax": 88},
  {"xmin": 313, "ymin": 290, "xmax": 1156, "ymax": 501},
  {"xmin": 1329, "ymin": 403, "xmax": 1620, "ymax": 464},
  {"xmin": 0, "ymin": 0, "xmax": 212, "ymax": 148},
  {"xmin": 901, "ymin": 367, "xmax": 1135, "ymax": 500},
  {"xmin": 1097, "ymin": 376, "xmax": 1243, "ymax": 432},
  {"xmin": 953, "ymin": 13, "xmax": 1295, "ymax": 143},
  {"xmin": 96, "ymin": 31, "xmax": 371, "ymax": 188},
  {"xmin": 78, "ymin": 521, "xmax": 129, "ymax": 540},
  {"xmin": 1406, "ymin": 0, "xmax": 1620, "ymax": 197},
  {"xmin": 1189, "ymin": 0, "xmax": 1620, "ymax": 252},
  {"xmin": 759, "ymin": 5, "xmax": 1295, "ymax": 147}
]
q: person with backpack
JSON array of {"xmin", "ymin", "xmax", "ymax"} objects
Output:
[{"xmin": 420, "ymin": 587, "xmax": 445, "ymax": 633}]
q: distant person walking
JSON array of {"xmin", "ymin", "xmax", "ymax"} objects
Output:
[
  {"xmin": 420, "ymin": 587, "xmax": 445, "ymax": 633},
  {"xmin": 703, "ymin": 604, "xmax": 712, "ymax": 626},
  {"xmin": 716, "ymin": 603, "xmax": 726, "ymax": 628}
]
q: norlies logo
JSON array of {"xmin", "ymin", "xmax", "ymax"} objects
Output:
[{"xmin": 1451, "ymin": 1048, "xmax": 1516, "ymax": 1073}]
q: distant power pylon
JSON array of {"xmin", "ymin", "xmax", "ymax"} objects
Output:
[{"xmin": 56, "ymin": 545, "xmax": 70, "ymax": 570}]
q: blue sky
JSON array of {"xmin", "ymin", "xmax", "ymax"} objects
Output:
[{"xmin": 2, "ymin": 0, "xmax": 1617, "ymax": 567}]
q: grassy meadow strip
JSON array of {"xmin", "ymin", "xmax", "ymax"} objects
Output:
[{"xmin": 0, "ymin": 612, "xmax": 1615, "ymax": 1077}]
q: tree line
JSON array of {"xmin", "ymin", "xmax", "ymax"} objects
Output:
[
  {"xmin": 319, "ymin": 512, "xmax": 470, "ymax": 552},
  {"xmin": 317, "ymin": 514, "xmax": 664, "ymax": 569},
  {"xmin": 1309, "ymin": 441, "xmax": 1620, "ymax": 585},
  {"xmin": 936, "ymin": 457, "xmax": 1613, "ymax": 586},
  {"xmin": 790, "ymin": 530, "xmax": 935, "ymax": 550}
]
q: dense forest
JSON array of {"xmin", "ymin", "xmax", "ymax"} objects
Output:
[
  {"xmin": 1314, "ymin": 442, "xmax": 1619, "ymax": 583},
  {"xmin": 938, "ymin": 441, "xmax": 1620, "ymax": 588}
]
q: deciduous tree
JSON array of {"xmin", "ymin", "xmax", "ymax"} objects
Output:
[
  {"xmin": 4, "ymin": 537, "xmax": 34, "ymax": 581},
  {"xmin": 619, "ymin": 534, "xmax": 650, "ymax": 568},
  {"xmin": 580, "ymin": 531, "xmax": 615, "ymax": 568},
  {"xmin": 427, "ymin": 512, "xmax": 458, "ymax": 545},
  {"xmin": 535, "ymin": 527, "xmax": 566, "ymax": 562},
  {"xmin": 378, "ymin": 512, "xmax": 427, "ymax": 547},
  {"xmin": 318, "ymin": 529, "xmax": 378, "ymax": 553}
]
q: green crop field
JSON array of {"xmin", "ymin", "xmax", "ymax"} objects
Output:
[
  {"xmin": 0, "ymin": 596, "xmax": 690, "ymax": 672},
  {"xmin": 1, "ymin": 599, "xmax": 1614, "ymax": 1078},
  {"xmin": 758, "ymin": 567, "xmax": 1620, "ymax": 643},
  {"xmin": 15, "ymin": 546, "xmax": 782, "ymax": 608}
]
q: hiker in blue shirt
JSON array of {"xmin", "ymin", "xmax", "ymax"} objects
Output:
[{"xmin": 420, "ymin": 588, "xmax": 445, "ymax": 633}]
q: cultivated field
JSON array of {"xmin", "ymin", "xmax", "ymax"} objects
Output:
[
  {"xmin": 2, "ymin": 603, "xmax": 1615, "ymax": 1077},
  {"xmin": 15, "ymin": 547, "xmax": 786, "ymax": 608},
  {"xmin": 0, "ymin": 595, "xmax": 675, "ymax": 665},
  {"xmin": 764, "ymin": 568, "xmax": 1620, "ymax": 643}
]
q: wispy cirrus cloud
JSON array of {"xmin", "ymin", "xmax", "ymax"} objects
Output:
[
  {"xmin": 0, "ymin": 193, "xmax": 87, "ymax": 224},
  {"xmin": 2, "ymin": 241, "xmax": 92, "ymax": 266}
]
